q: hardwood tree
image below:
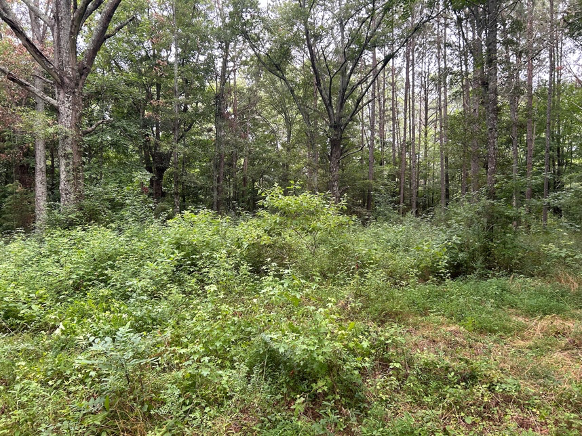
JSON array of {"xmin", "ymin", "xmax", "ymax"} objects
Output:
[
  {"xmin": 0, "ymin": 0, "xmax": 130, "ymax": 208},
  {"xmin": 242, "ymin": 0, "xmax": 438, "ymax": 202}
]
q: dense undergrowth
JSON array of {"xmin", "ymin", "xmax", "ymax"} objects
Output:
[{"xmin": 0, "ymin": 188, "xmax": 581, "ymax": 435}]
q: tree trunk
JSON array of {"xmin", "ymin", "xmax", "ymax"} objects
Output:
[
  {"xmin": 329, "ymin": 133, "xmax": 342, "ymax": 203},
  {"xmin": 367, "ymin": 48, "xmax": 377, "ymax": 211},
  {"xmin": 34, "ymin": 75, "xmax": 47, "ymax": 229},
  {"xmin": 485, "ymin": 0, "xmax": 499, "ymax": 198},
  {"xmin": 56, "ymin": 87, "xmax": 83, "ymax": 207},
  {"xmin": 379, "ymin": 64, "xmax": 386, "ymax": 167},
  {"xmin": 470, "ymin": 18, "xmax": 482, "ymax": 197},
  {"xmin": 437, "ymin": 20, "xmax": 446, "ymax": 209},
  {"xmin": 543, "ymin": 0, "xmax": 554, "ymax": 226},
  {"xmin": 172, "ymin": 6, "xmax": 180, "ymax": 215},
  {"xmin": 525, "ymin": 0, "xmax": 534, "ymax": 205},
  {"xmin": 460, "ymin": 28, "xmax": 470, "ymax": 197},
  {"xmin": 423, "ymin": 71, "xmax": 429, "ymax": 210},
  {"xmin": 29, "ymin": 1, "xmax": 48, "ymax": 229},
  {"xmin": 410, "ymin": 37, "xmax": 417, "ymax": 216},
  {"xmin": 400, "ymin": 41, "xmax": 410, "ymax": 215},
  {"xmin": 391, "ymin": 57, "xmax": 397, "ymax": 169},
  {"xmin": 214, "ymin": 40, "xmax": 230, "ymax": 213},
  {"xmin": 443, "ymin": 21, "xmax": 449, "ymax": 206},
  {"xmin": 508, "ymin": 49, "xmax": 521, "ymax": 226}
]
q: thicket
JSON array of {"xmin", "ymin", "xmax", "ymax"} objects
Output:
[{"xmin": 0, "ymin": 188, "xmax": 581, "ymax": 435}]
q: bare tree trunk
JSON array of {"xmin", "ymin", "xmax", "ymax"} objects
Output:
[
  {"xmin": 485, "ymin": 0, "xmax": 499, "ymax": 198},
  {"xmin": 232, "ymin": 68, "xmax": 239, "ymax": 205},
  {"xmin": 56, "ymin": 88, "xmax": 83, "ymax": 206},
  {"xmin": 554, "ymin": 36, "xmax": 563, "ymax": 191},
  {"xmin": 543, "ymin": 0, "xmax": 554, "ymax": 226},
  {"xmin": 443, "ymin": 21, "xmax": 449, "ymax": 206},
  {"xmin": 410, "ymin": 37, "xmax": 417, "ymax": 216},
  {"xmin": 399, "ymin": 41, "xmax": 410, "ymax": 215},
  {"xmin": 423, "ymin": 70, "xmax": 429, "ymax": 210},
  {"xmin": 29, "ymin": 1, "xmax": 48, "ymax": 229},
  {"xmin": 367, "ymin": 48, "xmax": 377, "ymax": 211},
  {"xmin": 34, "ymin": 75, "xmax": 47, "ymax": 228},
  {"xmin": 214, "ymin": 41, "xmax": 230, "ymax": 213},
  {"xmin": 417, "ymin": 82, "xmax": 423, "ymax": 212},
  {"xmin": 309, "ymin": 78, "xmax": 319, "ymax": 192},
  {"xmin": 379, "ymin": 64, "xmax": 386, "ymax": 167},
  {"xmin": 508, "ymin": 48, "xmax": 521, "ymax": 227},
  {"xmin": 469, "ymin": 19, "xmax": 482, "ymax": 197},
  {"xmin": 172, "ymin": 4, "xmax": 180, "ymax": 215},
  {"xmin": 391, "ymin": 55, "xmax": 397, "ymax": 169},
  {"xmin": 460, "ymin": 28, "xmax": 470, "ymax": 197},
  {"xmin": 525, "ymin": 0, "xmax": 535, "ymax": 204},
  {"xmin": 437, "ymin": 19, "xmax": 446, "ymax": 209},
  {"xmin": 329, "ymin": 133, "xmax": 343, "ymax": 203}
]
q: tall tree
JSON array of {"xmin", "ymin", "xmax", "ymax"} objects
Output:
[
  {"xmin": 524, "ymin": 0, "xmax": 534, "ymax": 204},
  {"xmin": 243, "ymin": 0, "xmax": 437, "ymax": 202},
  {"xmin": 0, "ymin": 0, "xmax": 129, "ymax": 207},
  {"xmin": 366, "ymin": 46, "xmax": 376, "ymax": 212},
  {"xmin": 29, "ymin": 1, "xmax": 50, "ymax": 228},
  {"xmin": 484, "ymin": 0, "xmax": 499, "ymax": 197},
  {"xmin": 543, "ymin": 0, "xmax": 554, "ymax": 225}
]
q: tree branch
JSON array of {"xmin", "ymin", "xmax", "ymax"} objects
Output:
[
  {"xmin": 82, "ymin": 118, "xmax": 110, "ymax": 135},
  {"xmin": 32, "ymin": 72, "xmax": 54, "ymax": 86},
  {"xmin": 20, "ymin": 0, "xmax": 53, "ymax": 28},
  {"xmin": 104, "ymin": 15, "xmax": 136, "ymax": 41},
  {"xmin": 0, "ymin": 65, "xmax": 58, "ymax": 107},
  {"xmin": 72, "ymin": 0, "xmax": 104, "ymax": 37},
  {"xmin": 78, "ymin": 0, "xmax": 123, "ymax": 83},
  {"xmin": 0, "ymin": 0, "xmax": 62, "ymax": 85},
  {"xmin": 343, "ymin": 9, "xmax": 439, "ymax": 130}
]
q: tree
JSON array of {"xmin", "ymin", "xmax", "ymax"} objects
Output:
[
  {"xmin": 243, "ymin": 0, "xmax": 438, "ymax": 202},
  {"xmin": 0, "ymin": 0, "xmax": 129, "ymax": 207}
]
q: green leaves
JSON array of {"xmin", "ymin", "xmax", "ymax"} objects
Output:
[{"xmin": 0, "ymin": 187, "xmax": 580, "ymax": 435}]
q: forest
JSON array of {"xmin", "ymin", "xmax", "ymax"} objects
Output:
[{"xmin": 0, "ymin": 0, "xmax": 581, "ymax": 435}]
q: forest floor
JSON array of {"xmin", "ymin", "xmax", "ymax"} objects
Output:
[{"xmin": 0, "ymin": 198, "xmax": 581, "ymax": 435}]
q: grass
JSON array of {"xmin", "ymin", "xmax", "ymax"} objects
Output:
[
  {"xmin": 0, "ymin": 194, "xmax": 581, "ymax": 435},
  {"xmin": 1, "ymin": 275, "xmax": 579, "ymax": 435}
]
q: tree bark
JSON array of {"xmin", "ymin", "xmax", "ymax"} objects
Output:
[
  {"xmin": 0, "ymin": 0, "xmax": 124, "ymax": 209},
  {"xmin": 485, "ymin": 0, "xmax": 499, "ymax": 198},
  {"xmin": 400, "ymin": 40, "xmax": 410, "ymax": 215},
  {"xmin": 213, "ymin": 39, "xmax": 230, "ymax": 213},
  {"xmin": 367, "ymin": 47, "xmax": 377, "ymax": 211},
  {"xmin": 329, "ymin": 133, "xmax": 343, "ymax": 203},
  {"xmin": 508, "ymin": 48, "xmax": 521, "ymax": 226},
  {"xmin": 443, "ymin": 21, "xmax": 449, "ymax": 206},
  {"xmin": 469, "ymin": 17, "xmax": 482, "ymax": 197},
  {"xmin": 437, "ymin": 19, "xmax": 446, "ymax": 209},
  {"xmin": 543, "ymin": 0, "xmax": 555, "ymax": 225},
  {"xmin": 525, "ymin": 0, "xmax": 535, "ymax": 204},
  {"xmin": 172, "ymin": 2, "xmax": 180, "ymax": 215},
  {"xmin": 56, "ymin": 87, "xmax": 83, "ymax": 206},
  {"xmin": 410, "ymin": 37, "xmax": 417, "ymax": 216}
]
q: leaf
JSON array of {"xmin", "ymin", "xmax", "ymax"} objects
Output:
[{"xmin": 104, "ymin": 395, "xmax": 110, "ymax": 411}]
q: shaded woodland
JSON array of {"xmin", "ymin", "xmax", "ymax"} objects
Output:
[
  {"xmin": 0, "ymin": 1, "xmax": 581, "ymax": 435},
  {"xmin": 0, "ymin": 0, "xmax": 580, "ymax": 229}
]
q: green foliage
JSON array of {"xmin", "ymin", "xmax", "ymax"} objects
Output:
[
  {"xmin": 0, "ymin": 189, "xmax": 580, "ymax": 435},
  {"xmin": 235, "ymin": 185, "xmax": 354, "ymax": 277},
  {"xmin": 46, "ymin": 183, "xmax": 155, "ymax": 230},
  {"xmin": 436, "ymin": 197, "xmax": 582, "ymax": 278},
  {"xmin": 0, "ymin": 183, "xmax": 34, "ymax": 232},
  {"xmin": 548, "ymin": 183, "xmax": 582, "ymax": 229}
]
